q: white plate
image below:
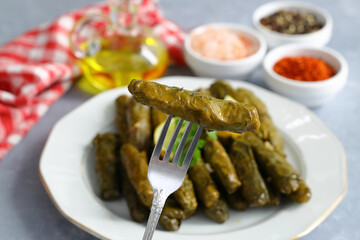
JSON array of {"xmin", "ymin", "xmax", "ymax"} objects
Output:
[{"xmin": 39, "ymin": 76, "xmax": 347, "ymax": 240}]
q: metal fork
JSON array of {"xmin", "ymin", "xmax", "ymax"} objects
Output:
[{"xmin": 142, "ymin": 115, "xmax": 203, "ymax": 240}]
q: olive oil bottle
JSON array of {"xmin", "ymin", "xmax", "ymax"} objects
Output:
[{"xmin": 70, "ymin": 0, "xmax": 169, "ymax": 94}]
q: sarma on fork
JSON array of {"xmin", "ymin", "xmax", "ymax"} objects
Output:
[{"xmin": 128, "ymin": 79, "xmax": 260, "ymax": 133}]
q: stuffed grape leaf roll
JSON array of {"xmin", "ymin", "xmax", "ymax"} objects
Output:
[{"xmin": 128, "ymin": 79, "xmax": 260, "ymax": 133}]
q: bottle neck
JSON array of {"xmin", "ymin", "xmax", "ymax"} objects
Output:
[{"xmin": 108, "ymin": 0, "xmax": 143, "ymax": 36}]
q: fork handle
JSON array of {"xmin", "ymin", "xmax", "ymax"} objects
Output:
[{"xmin": 142, "ymin": 189, "xmax": 169, "ymax": 240}]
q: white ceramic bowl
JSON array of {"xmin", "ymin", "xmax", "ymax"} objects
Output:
[
  {"xmin": 263, "ymin": 44, "xmax": 348, "ymax": 108},
  {"xmin": 253, "ymin": 1, "xmax": 333, "ymax": 49},
  {"xmin": 184, "ymin": 23, "xmax": 267, "ymax": 79}
]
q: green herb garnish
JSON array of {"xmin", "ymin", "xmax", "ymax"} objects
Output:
[
  {"xmin": 172, "ymin": 117, "xmax": 217, "ymax": 168},
  {"xmin": 206, "ymin": 130, "xmax": 218, "ymax": 140}
]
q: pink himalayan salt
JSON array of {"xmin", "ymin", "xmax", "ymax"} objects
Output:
[{"xmin": 190, "ymin": 28, "xmax": 254, "ymax": 61}]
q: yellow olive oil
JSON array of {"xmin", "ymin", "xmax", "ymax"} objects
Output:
[{"xmin": 77, "ymin": 35, "xmax": 168, "ymax": 94}]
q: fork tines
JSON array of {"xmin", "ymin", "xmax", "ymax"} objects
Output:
[{"xmin": 151, "ymin": 115, "xmax": 203, "ymax": 168}]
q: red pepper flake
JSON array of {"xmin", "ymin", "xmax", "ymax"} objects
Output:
[{"xmin": 273, "ymin": 56, "xmax": 335, "ymax": 81}]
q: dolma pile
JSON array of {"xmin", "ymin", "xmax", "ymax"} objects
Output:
[{"xmin": 92, "ymin": 80, "xmax": 311, "ymax": 231}]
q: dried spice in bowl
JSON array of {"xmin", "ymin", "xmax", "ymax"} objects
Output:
[
  {"xmin": 260, "ymin": 10, "xmax": 324, "ymax": 34},
  {"xmin": 273, "ymin": 56, "xmax": 335, "ymax": 81}
]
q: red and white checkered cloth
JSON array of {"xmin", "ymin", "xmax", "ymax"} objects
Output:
[{"xmin": 0, "ymin": 0, "xmax": 185, "ymax": 160}]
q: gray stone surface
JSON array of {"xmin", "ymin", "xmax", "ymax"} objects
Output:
[{"xmin": 0, "ymin": 0, "xmax": 359, "ymax": 239}]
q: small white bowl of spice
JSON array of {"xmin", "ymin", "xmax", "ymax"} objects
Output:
[
  {"xmin": 184, "ymin": 23, "xmax": 267, "ymax": 79},
  {"xmin": 263, "ymin": 44, "xmax": 348, "ymax": 108},
  {"xmin": 253, "ymin": 1, "xmax": 333, "ymax": 49}
]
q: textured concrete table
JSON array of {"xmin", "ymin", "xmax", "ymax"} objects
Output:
[{"xmin": 0, "ymin": 0, "xmax": 359, "ymax": 239}]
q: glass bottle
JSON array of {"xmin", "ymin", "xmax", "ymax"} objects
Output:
[{"xmin": 70, "ymin": 0, "xmax": 169, "ymax": 94}]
